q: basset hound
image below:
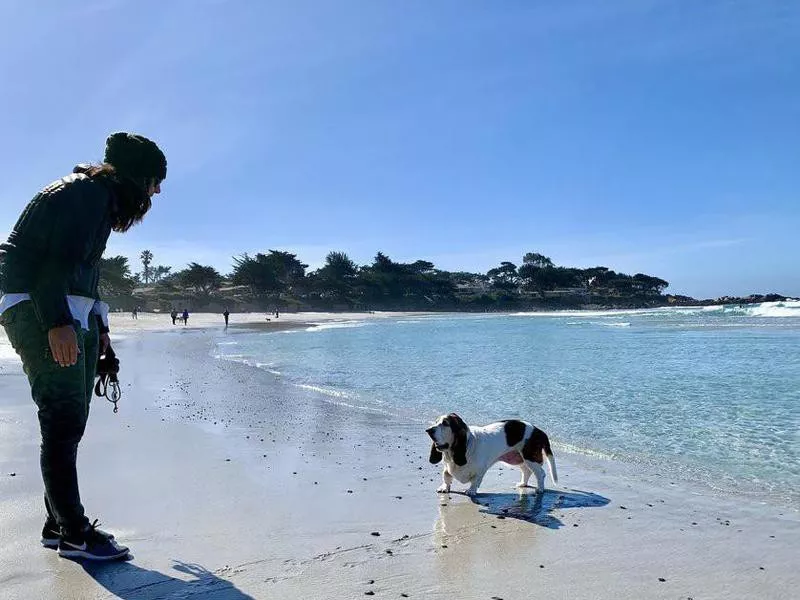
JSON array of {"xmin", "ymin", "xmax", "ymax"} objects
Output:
[{"xmin": 426, "ymin": 413, "xmax": 558, "ymax": 495}]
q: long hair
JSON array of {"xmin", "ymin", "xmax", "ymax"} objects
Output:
[{"xmin": 80, "ymin": 164, "xmax": 153, "ymax": 232}]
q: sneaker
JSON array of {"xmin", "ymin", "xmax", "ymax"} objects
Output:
[
  {"xmin": 57, "ymin": 521, "xmax": 128, "ymax": 561},
  {"xmin": 42, "ymin": 517, "xmax": 115, "ymax": 549},
  {"xmin": 41, "ymin": 518, "xmax": 60, "ymax": 549}
]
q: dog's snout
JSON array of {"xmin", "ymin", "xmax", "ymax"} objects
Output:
[{"xmin": 425, "ymin": 426, "xmax": 436, "ymax": 436}]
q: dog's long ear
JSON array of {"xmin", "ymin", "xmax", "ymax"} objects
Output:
[
  {"xmin": 448, "ymin": 413, "xmax": 468, "ymax": 466},
  {"xmin": 429, "ymin": 442, "xmax": 443, "ymax": 464}
]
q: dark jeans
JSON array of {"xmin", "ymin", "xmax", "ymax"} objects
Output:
[{"xmin": 1, "ymin": 301, "xmax": 97, "ymax": 535}]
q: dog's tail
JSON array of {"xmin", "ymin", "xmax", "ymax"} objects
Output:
[{"xmin": 543, "ymin": 433, "xmax": 558, "ymax": 484}]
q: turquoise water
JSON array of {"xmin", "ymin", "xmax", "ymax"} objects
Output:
[{"xmin": 214, "ymin": 302, "xmax": 800, "ymax": 507}]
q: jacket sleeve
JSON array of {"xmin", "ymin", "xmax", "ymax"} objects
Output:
[{"xmin": 29, "ymin": 181, "xmax": 111, "ymax": 330}]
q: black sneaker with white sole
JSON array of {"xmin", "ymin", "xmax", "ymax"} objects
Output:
[
  {"xmin": 57, "ymin": 520, "xmax": 128, "ymax": 561},
  {"xmin": 41, "ymin": 518, "xmax": 60, "ymax": 549},
  {"xmin": 42, "ymin": 517, "xmax": 116, "ymax": 549}
]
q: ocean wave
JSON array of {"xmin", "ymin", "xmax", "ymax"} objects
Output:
[
  {"xmin": 512, "ymin": 300, "xmax": 800, "ymax": 320},
  {"xmin": 511, "ymin": 308, "xmax": 657, "ymax": 318},
  {"xmin": 292, "ymin": 384, "xmax": 398, "ymax": 416},
  {"xmin": 307, "ymin": 320, "xmax": 368, "ymax": 332},
  {"xmin": 295, "ymin": 383, "xmax": 355, "ymax": 399},
  {"xmin": 553, "ymin": 441, "xmax": 620, "ymax": 461}
]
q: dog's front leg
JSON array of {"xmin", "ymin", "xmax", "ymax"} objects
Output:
[{"xmin": 437, "ymin": 469, "xmax": 453, "ymax": 493}]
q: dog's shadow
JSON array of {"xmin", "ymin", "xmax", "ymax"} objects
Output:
[
  {"xmin": 79, "ymin": 558, "xmax": 255, "ymax": 599},
  {"xmin": 465, "ymin": 488, "xmax": 610, "ymax": 529}
]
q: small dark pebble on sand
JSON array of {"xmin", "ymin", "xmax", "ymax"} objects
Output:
[
  {"xmin": 759, "ymin": 567, "xmax": 765, "ymax": 570},
  {"xmin": 658, "ymin": 578, "xmax": 666, "ymax": 582},
  {"xmin": 365, "ymin": 592, "xmax": 374, "ymax": 596},
  {"xmin": 371, "ymin": 531, "xmax": 381, "ymax": 536},
  {"xmin": 539, "ymin": 565, "xmax": 544, "ymax": 568},
  {"xmin": 496, "ymin": 516, "xmax": 505, "ymax": 520},
  {"xmin": 8, "ymin": 473, "xmax": 16, "ymax": 477},
  {"xmin": 367, "ymin": 580, "xmax": 375, "ymax": 584},
  {"xmin": 619, "ymin": 506, "xmax": 627, "ymax": 510},
  {"xmin": 401, "ymin": 594, "xmax": 409, "ymax": 598}
]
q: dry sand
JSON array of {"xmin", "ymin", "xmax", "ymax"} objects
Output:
[{"xmin": 0, "ymin": 313, "xmax": 798, "ymax": 599}]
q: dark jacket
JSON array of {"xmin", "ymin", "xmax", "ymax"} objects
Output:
[{"xmin": 0, "ymin": 170, "xmax": 113, "ymax": 330}]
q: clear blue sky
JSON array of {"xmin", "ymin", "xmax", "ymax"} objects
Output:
[{"xmin": 1, "ymin": 0, "xmax": 797, "ymax": 298}]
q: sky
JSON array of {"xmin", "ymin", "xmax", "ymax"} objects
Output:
[{"xmin": 1, "ymin": 0, "xmax": 798, "ymax": 299}]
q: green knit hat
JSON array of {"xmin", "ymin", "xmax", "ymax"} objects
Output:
[{"xmin": 104, "ymin": 132, "xmax": 167, "ymax": 183}]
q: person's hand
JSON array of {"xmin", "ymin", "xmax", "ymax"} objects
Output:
[
  {"xmin": 48, "ymin": 325, "xmax": 78, "ymax": 367},
  {"xmin": 99, "ymin": 332, "xmax": 111, "ymax": 354}
]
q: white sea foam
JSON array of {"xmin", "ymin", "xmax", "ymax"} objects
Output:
[
  {"xmin": 511, "ymin": 308, "xmax": 663, "ymax": 319},
  {"xmin": 512, "ymin": 301, "xmax": 800, "ymax": 320},
  {"xmin": 295, "ymin": 383, "xmax": 354, "ymax": 399},
  {"xmin": 307, "ymin": 320, "xmax": 368, "ymax": 332},
  {"xmin": 748, "ymin": 300, "xmax": 800, "ymax": 318}
]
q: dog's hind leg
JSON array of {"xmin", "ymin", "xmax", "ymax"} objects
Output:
[
  {"xmin": 516, "ymin": 463, "xmax": 533, "ymax": 488},
  {"xmin": 525, "ymin": 460, "xmax": 546, "ymax": 492},
  {"xmin": 465, "ymin": 471, "xmax": 486, "ymax": 496}
]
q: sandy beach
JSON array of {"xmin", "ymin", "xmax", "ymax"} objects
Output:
[{"xmin": 1, "ymin": 313, "xmax": 798, "ymax": 599}]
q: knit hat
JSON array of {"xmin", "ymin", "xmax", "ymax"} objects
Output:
[{"xmin": 103, "ymin": 132, "xmax": 167, "ymax": 184}]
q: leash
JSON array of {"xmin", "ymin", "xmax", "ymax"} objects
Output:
[{"xmin": 95, "ymin": 346, "xmax": 122, "ymax": 413}]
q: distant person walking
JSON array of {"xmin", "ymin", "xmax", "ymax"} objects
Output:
[
  {"xmin": 223, "ymin": 309, "xmax": 230, "ymax": 328},
  {"xmin": 182, "ymin": 308, "xmax": 189, "ymax": 326},
  {"xmin": 131, "ymin": 307, "xmax": 138, "ymax": 319},
  {"xmin": 0, "ymin": 131, "xmax": 167, "ymax": 560},
  {"xmin": 170, "ymin": 309, "xmax": 177, "ymax": 325}
]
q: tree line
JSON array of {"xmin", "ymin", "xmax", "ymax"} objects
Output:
[{"xmin": 91, "ymin": 249, "xmax": 670, "ymax": 312}]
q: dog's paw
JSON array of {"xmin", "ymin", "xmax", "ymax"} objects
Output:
[
  {"xmin": 465, "ymin": 488, "xmax": 479, "ymax": 497},
  {"xmin": 437, "ymin": 485, "xmax": 451, "ymax": 493},
  {"xmin": 515, "ymin": 483, "xmax": 533, "ymax": 489}
]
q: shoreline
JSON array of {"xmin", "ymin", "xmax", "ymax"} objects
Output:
[{"xmin": 1, "ymin": 323, "xmax": 798, "ymax": 598}]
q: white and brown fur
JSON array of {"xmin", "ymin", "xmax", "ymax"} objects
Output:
[{"xmin": 426, "ymin": 413, "xmax": 558, "ymax": 496}]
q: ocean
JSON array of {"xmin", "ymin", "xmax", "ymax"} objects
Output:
[{"xmin": 213, "ymin": 301, "xmax": 800, "ymax": 508}]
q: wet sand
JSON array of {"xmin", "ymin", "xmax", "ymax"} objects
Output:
[{"xmin": 0, "ymin": 317, "xmax": 797, "ymax": 599}]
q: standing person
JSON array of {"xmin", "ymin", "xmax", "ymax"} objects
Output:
[
  {"xmin": 131, "ymin": 307, "xmax": 138, "ymax": 319},
  {"xmin": 182, "ymin": 308, "xmax": 189, "ymax": 325},
  {"xmin": 223, "ymin": 308, "xmax": 230, "ymax": 328},
  {"xmin": 0, "ymin": 132, "xmax": 166, "ymax": 560},
  {"xmin": 170, "ymin": 309, "xmax": 177, "ymax": 325}
]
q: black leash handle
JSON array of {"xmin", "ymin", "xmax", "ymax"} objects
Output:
[{"xmin": 95, "ymin": 346, "xmax": 122, "ymax": 413}]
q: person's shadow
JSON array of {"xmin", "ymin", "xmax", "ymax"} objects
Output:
[
  {"xmin": 80, "ymin": 558, "xmax": 256, "ymax": 599},
  {"xmin": 466, "ymin": 487, "xmax": 610, "ymax": 529}
]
